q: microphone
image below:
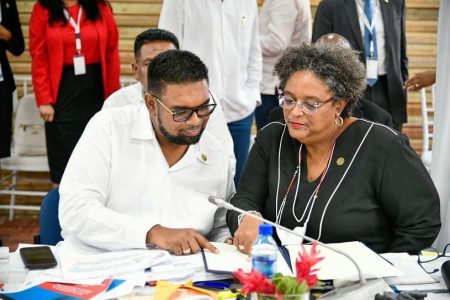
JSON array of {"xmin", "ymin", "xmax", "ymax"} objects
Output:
[{"xmin": 208, "ymin": 195, "xmax": 391, "ymax": 299}]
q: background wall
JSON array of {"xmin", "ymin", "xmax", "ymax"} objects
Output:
[{"xmin": 1, "ymin": 0, "xmax": 439, "ymax": 216}]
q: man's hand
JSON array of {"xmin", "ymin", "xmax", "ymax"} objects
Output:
[
  {"xmin": 146, "ymin": 225, "xmax": 219, "ymax": 256},
  {"xmin": 0, "ymin": 25, "xmax": 12, "ymax": 41},
  {"xmin": 404, "ymin": 71, "xmax": 436, "ymax": 91},
  {"xmin": 233, "ymin": 215, "xmax": 263, "ymax": 255},
  {"xmin": 38, "ymin": 105, "xmax": 55, "ymax": 122}
]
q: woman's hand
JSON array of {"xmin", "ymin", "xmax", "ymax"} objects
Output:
[
  {"xmin": 38, "ymin": 105, "xmax": 55, "ymax": 122},
  {"xmin": 404, "ymin": 71, "xmax": 436, "ymax": 91},
  {"xmin": 0, "ymin": 25, "xmax": 12, "ymax": 41},
  {"xmin": 233, "ymin": 215, "xmax": 263, "ymax": 255}
]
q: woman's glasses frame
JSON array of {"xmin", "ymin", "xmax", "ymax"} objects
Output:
[
  {"xmin": 417, "ymin": 243, "xmax": 450, "ymax": 274},
  {"xmin": 278, "ymin": 94, "xmax": 334, "ymax": 114}
]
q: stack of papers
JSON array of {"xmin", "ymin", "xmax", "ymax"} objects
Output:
[{"xmin": 286, "ymin": 242, "xmax": 402, "ymax": 281}]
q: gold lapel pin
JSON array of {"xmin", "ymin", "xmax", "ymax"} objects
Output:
[
  {"xmin": 201, "ymin": 154, "xmax": 208, "ymax": 162},
  {"xmin": 337, "ymin": 157, "xmax": 345, "ymax": 166}
]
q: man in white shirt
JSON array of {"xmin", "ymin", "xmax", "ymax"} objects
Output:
[
  {"xmin": 103, "ymin": 29, "xmax": 235, "ymax": 163},
  {"xmin": 256, "ymin": 0, "xmax": 312, "ymax": 130},
  {"xmin": 59, "ymin": 50, "xmax": 235, "ymax": 255},
  {"xmin": 159, "ymin": 0, "xmax": 262, "ymax": 186}
]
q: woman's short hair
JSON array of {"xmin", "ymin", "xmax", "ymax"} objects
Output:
[{"xmin": 274, "ymin": 44, "xmax": 366, "ymax": 118}]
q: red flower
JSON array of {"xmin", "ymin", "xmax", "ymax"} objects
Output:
[
  {"xmin": 295, "ymin": 242, "xmax": 324, "ymax": 288},
  {"xmin": 233, "ymin": 268, "xmax": 280, "ymax": 296}
]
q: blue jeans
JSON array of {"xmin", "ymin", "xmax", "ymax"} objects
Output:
[
  {"xmin": 227, "ymin": 112, "xmax": 254, "ymax": 187},
  {"xmin": 255, "ymin": 94, "xmax": 279, "ymax": 130}
]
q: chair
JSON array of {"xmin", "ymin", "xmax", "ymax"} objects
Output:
[
  {"xmin": 34, "ymin": 188, "xmax": 63, "ymax": 245},
  {"xmin": 420, "ymin": 84, "xmax": 435, "ymax": 172},
  {"xmin": 0, "ymin": 93, "xmax": 50, "ymax": 220}
]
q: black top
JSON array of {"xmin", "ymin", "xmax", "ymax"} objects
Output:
[
  {"xmin": 0, "ymin": 0, "xmax": 24, "ymax": 92},
  {"xmin": 227, "ymin": 119, "xmax": 440, "ymax": 254}
]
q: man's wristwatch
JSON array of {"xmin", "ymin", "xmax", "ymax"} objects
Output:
[{"xmin": 237, "ymin": 210, "xmax": 262, "ymax": 226}]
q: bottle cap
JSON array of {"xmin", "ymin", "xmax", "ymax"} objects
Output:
[{"xmin": 259, "ymin": 224, "xmax": 273, "ymax": 235}]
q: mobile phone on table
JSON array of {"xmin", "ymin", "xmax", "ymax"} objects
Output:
[{"xmin": 19, "ymin": 246, "xmax": 57, "ymax": 270}]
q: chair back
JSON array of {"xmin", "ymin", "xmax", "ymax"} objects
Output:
[
  {"xmin": 420, "ymin": 85, "xmax": 435, "ymax": 153},
  {"xmin": 13, "ymin": 93, "xmax": 46, "ymax": 156},
  {"xmin": 39, "ymin": 188, "xmax": 63, "ymax": 245}
]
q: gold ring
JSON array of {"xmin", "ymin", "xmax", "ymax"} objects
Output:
[
  {"xmin": 415, "ymin": 83, "xmax": 419, "ymax": 88},
  {"xmin": 238, "ymin": 245, "xmax": 245, "ymax": 251},
  {"xmin": 182, "ymin": 249, "xmax": 191, "ymax": 254}
]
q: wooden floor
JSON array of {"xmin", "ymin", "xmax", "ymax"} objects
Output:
[{"xmin": 0, "ymin": 216, "xmax": 39, "ymax": 252}]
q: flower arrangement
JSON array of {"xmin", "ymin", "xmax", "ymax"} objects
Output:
[{"xmin": 233, "ymin": 243, "xmax": 323, "ymax": 299}]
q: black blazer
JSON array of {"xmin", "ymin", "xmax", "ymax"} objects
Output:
[
  {"xmin": 0, "ymin": 0, "xmax": 24, "ymax": 92},
  {"xmin": 312, "ymin": 0, "xmax": 408, "ymax": 124}
]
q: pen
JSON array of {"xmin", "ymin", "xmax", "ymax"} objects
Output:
[{"xmin": 193, "ymin": 280, "xmax": 232, "ymax": 290}]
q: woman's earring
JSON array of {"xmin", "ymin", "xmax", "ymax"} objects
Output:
[{"xmin": 335, "ymin": 115, "xmax": 344, "ymax": 127}]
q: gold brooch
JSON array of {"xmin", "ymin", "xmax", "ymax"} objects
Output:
[
  {"xmin": 201, "ymin": 154, "xmax": 208, "ymax": 162},
  {"xmin": 336, "ymin": 157, "xmax": 345, "ymax": 166}
]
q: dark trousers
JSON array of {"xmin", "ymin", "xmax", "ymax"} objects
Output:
[
  {"xmin": 255, "ymin": 93, "xmax": 279, "ymax": 130},
  {"xmin": 227, "ymin": 112, "xmax": 254, "ymax": 187},
  {"xmin": 0, "ymin": 83, "xmax": 13, "ymax": 158},
  {"xmin": 364, "ymin": 75, "xmax": 402, "ymax": 132}
]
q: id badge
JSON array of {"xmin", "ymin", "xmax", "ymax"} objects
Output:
[
  {"xmin": 73, "ymin": 55, "xmax": 86, "ymax": 76},
  {"xmin": 366, "ymin": 58, "xmax": 378, "ymax": 80},
  {"xmin": 276, "ymin": 226, "xmax": 306, "ymax": 246}
]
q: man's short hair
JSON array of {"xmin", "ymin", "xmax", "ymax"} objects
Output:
[
  {"xmin": 147, "ymin": 50, "xmax": 209, "ymax": 96},
  {"xmin": 134, "ymin": 28, "xmax": 180, "ymax": 59}
]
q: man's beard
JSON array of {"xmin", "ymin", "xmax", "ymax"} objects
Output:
[{"xmin": 158, "ymin": 113, "xmax": 206, "ymax": 145}]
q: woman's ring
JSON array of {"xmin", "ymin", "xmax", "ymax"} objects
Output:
[
  {"xmin": 415, "ymin": 83, "xmax": 419, "ymax": 88},
  {"xmin": 182, "ymin": 248, "xmax": 191, "ymax": 254}
]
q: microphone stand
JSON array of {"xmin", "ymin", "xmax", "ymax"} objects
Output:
[{"xmin": 208, "ymin": 196, "xmax": 392, "ymax": 300}]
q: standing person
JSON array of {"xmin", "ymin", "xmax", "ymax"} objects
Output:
[
  {"xmin": 29, "ymin": 0, "xmax": 120, "ymax": 185},
  {"xmin": 103, "ymin": 28, "xmax": 235, "ymax": 167},
  {"xmin": 0, "ymin": 0, "xmax": 24, "ymax": 158},
  {"xmin": 158, "ymin": 0, "xmax": 262, "ymax": 186},
  {"xmin": 256, "ymin": 0, "xmax": 311, "ymax": 130},
  {"xmin": 312, "ymin": 0, "xmax": 408, "ymax": 132}
]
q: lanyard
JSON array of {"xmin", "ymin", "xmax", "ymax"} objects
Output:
[
  {"xmin": 64, "ymin": 5, "xmax": 83, "ymax": 54},
  {"xmin": 357, "ymin": 2, "xmax": 378, "ymax": 55},
  {"xmin": 275, "ymin": 139, "xmax": 336, "ymax": 225}
]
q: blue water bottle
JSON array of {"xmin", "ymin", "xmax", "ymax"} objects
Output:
[{"xmin": 251, "ymin": 224, "xmax": 278, "ymax": 278}]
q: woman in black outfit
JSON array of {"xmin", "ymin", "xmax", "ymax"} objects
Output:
[{"xmin": 227, "ymin": 44, "xmax": 440, "ymax": 254}]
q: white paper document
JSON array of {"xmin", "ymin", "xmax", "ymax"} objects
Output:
[
  {"xmin": 58, "ymin": 242, "xmax": 171, "ymax": 280},
  {"xmin": 202, "ymin": 242, "xmax": 292, "ymax": 275},
  {"xmin": 381, "ymin": 252, "xmax": 436, "ymax": 285},
  {"xmin": 286, "ymin": 242, "xmax": 402, "ymax": 281}
]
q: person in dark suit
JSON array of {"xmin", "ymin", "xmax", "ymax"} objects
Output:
[
  {"xmin": 312, "ymin": 0, "xmax": 408, "ymax": 132},
  {"xmin": 0, "ymin": 0, "xmax": 24, "ymax": 158}
]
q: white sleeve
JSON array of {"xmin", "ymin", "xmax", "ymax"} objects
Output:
[
  {"xmin": 260, "ymin": 0, "xmax": 299, "ymax": 57},
  {"xmin": 158, "ymin": 0, "xmax": 185, "ymax": 46},
  {"xmin": 206, "ymin": 158, "xmax": 236, "ymax": 242},
  {"xmin": 59, "ymin": 112, "xmax": 155, "ymax": 251},
  {"xmin": 245, "ymin": 1, "xmax": 263, "ymax": 103}
]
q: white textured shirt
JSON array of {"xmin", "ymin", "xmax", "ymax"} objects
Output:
[
  {"xmin": 59, "ymin": 105, "xmax": 235, "ymax": 252},
  {"xmin": 102, "ymin": 82, "xmax": 236, "ymax": 165},
  {"xmin": 259, "ymin": 0, "xmax": 312, "ymax": 95},
  {"xmin": 158, "ymin": 0, "xmax": 263, "ymax": 123},
  {"xmin": 356, "ymin": 0, "xmax": 386, "ymax": 75}
]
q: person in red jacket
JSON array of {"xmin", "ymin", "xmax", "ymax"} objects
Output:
[{"xmin": 29, "ymin": 0, "xmax": 120, "ymax": 185}]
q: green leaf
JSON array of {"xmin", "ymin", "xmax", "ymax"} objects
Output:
[{"xmin": 272, "ymin": 273, "xmax": 308, "ymax": 295}]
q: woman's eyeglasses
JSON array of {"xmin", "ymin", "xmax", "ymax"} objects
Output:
[
  {"xmin": 278, "ymin": 94, "xmax": 334, "ymax": 114},
  {"xmin": 417, "ymin": 244, "xmax": 450, "ymax": 274}
]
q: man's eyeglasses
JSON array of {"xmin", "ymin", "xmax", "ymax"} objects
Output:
[
  {"xmin": 151, "ymin": 92, "xmax": 217, "ymax": 122},
  {"xmin": 278, "ymin": 94, "xmax": 334, "ymax": 114},
  {"xmin": 417, "ymin": 244, "xmax": 450, "ymax": 274}
]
